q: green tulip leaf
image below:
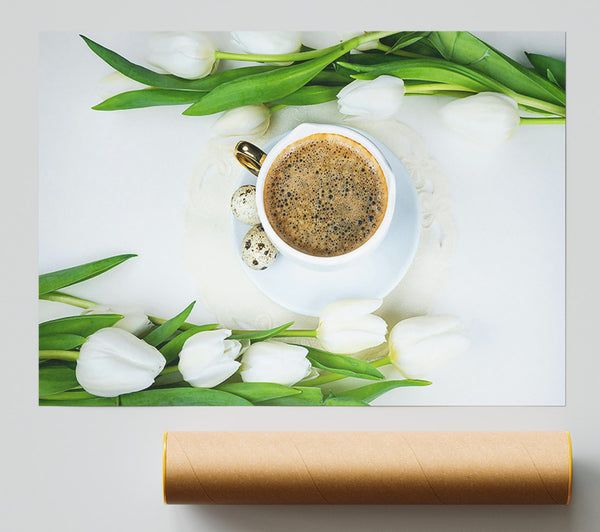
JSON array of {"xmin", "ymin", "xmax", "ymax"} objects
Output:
[
  {"xmin": 81, "ymin": 35, "xmax": 278, "ymax": 91},
  {"xmin": 39, "ymin": 254, "xmax": 136, "ymax": 296},
  {"xmin": 38, "ymin": 333, "xmax": 87, "ymax": 350},
  {"xmin": 183, "ymin": 34, "xmax": 390, "ymax": 116},
  {"xmin": 229, "ymin": 322, "xmax": 294, "ymax": 341},
  {"xmin": 142, "ymin": 302, "xmax": 195, "ymax": 347},
  {"xmin": 39, "ymin": 365, "xmax": 80, "ymax": 396},
  {"xmin": 425, "ymin": 31, "xmax": 565, "ymax": 105},
  {"xmin": 159, "ymin": 324, "xmax": 220, "ymax": 364},
  {"xmin": 323, "ymin": 396, "xmax": 369, "ymax": 406},
  {"xmin": 216, "ymin": 382, "xmax": 301, "ymax": 403},
  {"xmin": 120, "ymin": 387, "xmax": 252, "ymax": 406},
  {"xmin": 343, "ymin": 57, "xmax": 565, "ymax": 117},
  {"xmin": 309, "ymin": 70, "xmax": 353, "ymax": 85},
  {"xmin": 340, "ymin": 59, "xmax": 496, "ymax": 92},
  {"xmin": 40, "ymin": 396, "xmax": 119, "ymax": 406},
  {"xmin": 39, "ymin": 314, "xmax": 123, "ymax": 337},
  {"xmin": 256, "ymin": 386, "xmax": 323, "ymax": 406},
  {"xmin": 393, "ymin": 35, "xmax": 443, "ymax": 58},
  {"xmin": 270, "ymin": 85, "xmax": 340, "ymax": 107},
  {"xmin": 302, "ymin": 346, "xmax": 385, "ymax": 381},
  {"xmin": 330, "ymin": 379, "xmax": 432, "ymax": 404},
  {"xmin": 93, "ymin": 89, "xmax": 207, "ymax": 111},
  {"xmin": 525, "ymin": 52, "xmax": 566, "ymax": 89},
  {"xmin": 387, "ymin": 31, "xmax": 429, "ymax": 53}
]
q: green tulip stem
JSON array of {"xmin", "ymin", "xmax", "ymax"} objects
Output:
[
  {"xmin": 40, "ymin": 390, "xmax": 97, "ymax": 400},
  {"xmin": 268, "ymin": 103, "xmax": 288, "ymax": 113},
  {"xmin": 405, "ymin": 83, "xmax": 476, "ymax": 94},
  {"xmin": 303, "ymin": 354, "xmax": 392, "ymax": 387},
  {"xmin": 520, "ymin": 116, "xmax": 566, "ymax": 125},
  {"xmin": 39, "ymin": 349, "xmax": 80, "ymax": 361},
  {"xmin": 214, "ymin": 31, "xmax": 398, "ymax": 63},
  {"xmin": 278, "ymin": 329, "xmax": 318, "ymax": 338},
  {"xmin": 39, "ymin": 291, "xmax": 97, "ymax": 309},
  {"xmin": 511, "ymin": 94, "xmax": 565, "ymax": 117},
  {"xmin": 230, "ymin": 329, "xmax": 318, "ymax": 338}
]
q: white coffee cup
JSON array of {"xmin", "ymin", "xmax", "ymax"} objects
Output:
[{"xmin": 235, "ymin": 123, "xmax": 396, "ymax": 269}]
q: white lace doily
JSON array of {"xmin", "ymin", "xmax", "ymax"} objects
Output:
[{"xmin": 182, "ymin": 102, "xmax": 456, "ymax": 331}]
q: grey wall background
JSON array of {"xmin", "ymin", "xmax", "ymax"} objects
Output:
[{"xmin": 2, "ymin": 1, "xmax": 599, "ymax": 530}]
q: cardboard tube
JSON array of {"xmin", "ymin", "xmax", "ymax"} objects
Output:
[{"xmin": 163, "ymin": 431, "xmax": 572, "ymax": 505}]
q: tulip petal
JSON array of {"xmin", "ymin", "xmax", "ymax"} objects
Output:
[
  {"xmin": 223, "ymin": 339, "xmax": 243, "ymax": 360},
  {"xmin": 178, "ymin": 329, "xmax": 239, "ymax": 387},
  {"xmin": 82, "ymin": 305, "xmax": 153, "ymax": 336},
  {"xmin": 184, "ymin": 360, "xmax": 241, "ymax": 388},
  {"xmin": 388, "ymin": 315, "xmax": 470, "ymax": 378},
  {"xmin": 240, "ymin": 341, "xmax": 311, "ymax": 386},
  {"xmin": 389, "ymin": 315, "xmax": 464, "ymax": 349},
  {"xmin": 76, "ymin": 327, "xmax": 165, "ymax": 397},
  {"xmin": 440, "ymin": 92, "xmax": 520, "ymax": 146},
  {"xmin": 318, "ymin": 314, "xmax": 387, "ymax": 338},
  {"xmin": 337, "ymin": 76, "xmax": 405, "ymax": 120},
  {"xmin": 319, "ymin": 298, "xmax": 382, "ymax": 322},
  {"xmin": 212, "ymin": 104, "xmax": 271, "ymax": 137},
  {"xmin": 391, "ymin": 331, "xmax": 470, "ymax": 378},
  {"xmin": 318, "ymin": 330, "xmax": 387, "ymax": 354},
  {"xmin": 147, "ymin": 32, "xmax": 216, "ymax": 79},
  {"xmin": 231, "ymin": 31, "xmax": 302, "ymax": 55}
]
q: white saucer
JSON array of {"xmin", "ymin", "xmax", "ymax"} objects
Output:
[{"xmin": 231, "ymin": 128, "xmax": 421, "ymax": 317}]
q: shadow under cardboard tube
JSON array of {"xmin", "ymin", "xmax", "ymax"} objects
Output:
[{"xmin": 179, "ymin": 504, "xmax": 573, "ymax": 532}]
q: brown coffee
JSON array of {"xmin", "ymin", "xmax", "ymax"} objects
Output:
[{"xmin": 263, "ymin": 133, "xmax": 388, "ymax": 257}]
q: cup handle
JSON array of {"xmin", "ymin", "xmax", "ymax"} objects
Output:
[{"xmin": 234, "ymin": 141, "xmax": 267, "ymax": 177}]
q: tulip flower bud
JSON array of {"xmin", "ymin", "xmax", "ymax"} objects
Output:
[
  {"xmin": 146, "ymin": 32, "xmax": 217, "ymax": 79},
  {"xmin": 337, "ymin": 75, "xmax": 406, "ymax": 120},
  {"xmin": 212, "ymin": 104, "xmax": 271, "ymax": 138},
  {"xmin": 81, "ymin": 305, "xmax": 153, "ymax": 337},
  {"xmin": 439, "ymin": 92, "xmax": 521, "ymax": 146},
  {"xmin": 317, "ymin": 299, "xmax": 387, "ymax": 354},
  {"xmin": 178, "ymin": 329, "xmax": 242, "ymax": 388},
  {"xmin": 76, "ymin": 327, "xmax": 166, "ymax": 397},
  {"xmin": 389, "ymin": 315, "xmax": 470, "ymax": 378},
  {"xmin": 231, "ymin": 31, "xmax": 302, "ymax": 56},
  {"xmin": 240, "ymin": 341, "xmax": 311, "ymax": 386}
]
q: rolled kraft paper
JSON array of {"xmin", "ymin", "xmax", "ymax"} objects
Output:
[{"xmin": 163, "ymin": 431, "xmax": 572, "ymax": 505}]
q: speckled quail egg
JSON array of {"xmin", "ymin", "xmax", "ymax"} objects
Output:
[
  {"xmin": 241, "ymin": 224, "xmax": 278, "ymax": 270},
  {"xmin": 231, "ymin": 185, "xmax": 260, "ymax": 225}
]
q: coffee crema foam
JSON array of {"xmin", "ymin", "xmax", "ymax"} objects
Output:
[{"xmin": 263, "ymin": 133, "xmax": 388, "ymax": 257}]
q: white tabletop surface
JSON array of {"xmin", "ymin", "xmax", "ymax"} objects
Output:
[
  {"xmin": 39, "ymin": 31, "xmax": 565, "ymax": 405},
  {"xmin": 3, "ymin": 16, "xmax": 600, "ymax": 531}
]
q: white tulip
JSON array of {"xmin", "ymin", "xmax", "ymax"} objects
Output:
[
  {"xmin": 337, "ymin": 75, "xmax": 406, "ymax": 120},
  {"xmin": 212, "ymin": 104, "xmax": 271, "ymax": 138},
  {"xmin": 81, "ymin": 305, "xmax": 153, "ymax": 337},
  {"xmin": 317, "ymin": 299, "xmax": 387, "ymax": 354},
  {"xmin": 231, "ymin": 31, "xmax": 302, "ymax": 56},
  {"xmin": 146, "ymin": 32, "xmax": 217, "ymax": 79},
  {"xmin": 389, "ymin": 315, "xmax": 470, "ymax": 378},
  {"xmin": 76, "ymin": 327, "xmax": 166, "ymax": 397},
  {"xmin": 240, "ymin": 341, "xmax": 311, "ymax": 386},
  {"xmin": 178, "ymin": 329, "xmax": 242, "ymax": 388},
  {"xmin": 439, "ymin": 92, "xmax": 521, "ymax": 146}
]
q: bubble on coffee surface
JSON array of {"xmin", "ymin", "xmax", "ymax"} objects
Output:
[{"xmin": 263, "ymin": 133, "xmax": 388, "ymax": 257}]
